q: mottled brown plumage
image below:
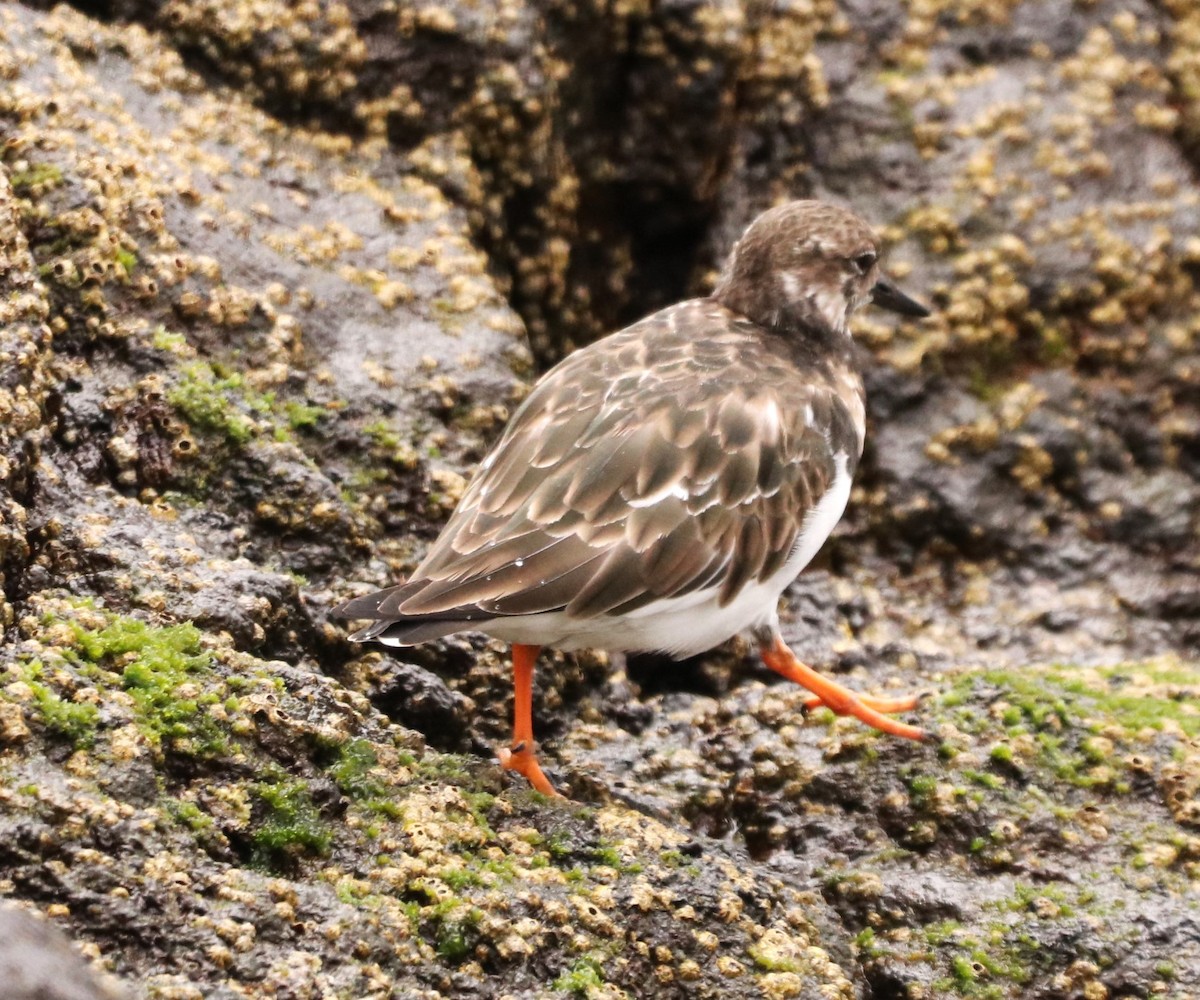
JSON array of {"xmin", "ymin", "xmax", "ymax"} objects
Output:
[
  {"xmin": 335, "ymin": 199, "xmax": 931, "ymax": 796},
  {"xmin": 342, "ymin": 301, "xmax": 859, "ymax": 631}
]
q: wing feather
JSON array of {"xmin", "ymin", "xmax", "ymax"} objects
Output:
[{"xmin": 342, "ymin": 301, "xmax": 863, "ymax": 629}]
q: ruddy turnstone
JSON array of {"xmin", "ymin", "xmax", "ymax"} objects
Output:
[{"xmin": 335, "ymin": 200, "xmax": 931, "ymax": 796}]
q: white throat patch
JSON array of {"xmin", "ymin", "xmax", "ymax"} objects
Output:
[{"xmin": 780, "ymin": 271, "xmax": 850, "ymax": 335}]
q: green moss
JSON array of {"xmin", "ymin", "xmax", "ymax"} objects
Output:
[
  {"xmin": 411, "ymin": 752, "xmax": 474, "ymax": 785},
  {"xmin": 168, "ymin": 362, "xmax": 260, "ymax": 445},
  {"xmin": 429, "ymin": 901, "xmax": 482, "ymax": 962},
  {"xmin": 951, "ymin": 954, "xmax": 977, "ymax": 985},
  {"xmin": 335, "ymin": 878, "xmax": 382, "ymax": 908},
  {"xmin": 152, "ymin": 326, "xmax": 188, "ymax": 353},
  {"xmin": 10, "ymin": 162, "xmax": 64, "ymax": 193},
  {"xmin": 461, "ymin": 790, "xmax": 497, "ymax": 832},
  {"xmin": 71, "ymin": 617, "xmax": 228, "ymax": 757},
  {"xmin": 924, "ymin": 920, "xmax": 963, "ymax": 946},
  {"xmin": 939, "ymin": 662, "xmax": 1199, "ymax": 804},
  {"xmin": 979, "ymin": 670, "xmax": 1071, "ymax": 733},
  {"xmin": 748, "ymin": 940, "xmax": 801, "ymax": 974},
  {"xmin": 546, "ymin": 831, "xmax": 573, "ymax": 860},
  {"xmin": 1056, "ymin": 671, "xmax": 1200, "ymax": 737},
  {"xmin": 924, "ymin": 929, "xmax": 1034, "ymax": 998},
  {"xmin": 363, "ymin": 418, "xmax": 401, "ymax": 450},
  {"xmin": 991, "ymin": 881, "xmax": 1075, "ymax": 918},
  {"xmin": 988, "ymin": 743, "xmax": 1014, "ymax": 764},
  {"xmin": 478, "ymin": 857, "xmax": 519, "ymax": 880},
  {"xmin": 441, "ymin": 867, "xmax": 483, "ymax": 891},
  {"xmin": 165, "ymin": 797, "xmax": 215, "ymax": 836},
  {"xmin": 908, "ymin": 773, "xmax": 939, "ymax": 805},
  {"xmin": 328, "ymin": 738, "xmax": 400, "ymax": 818},
  {"xmin": 21, "ymin": 661, "xmax": 99, "ymax": 747},
  {"xmin": 854, "ymin": 927, "xmax": 883, "ymax": 959},
  {"xmin": 284, "ymin": 400, "xmax": 324, "ymax": 431},
  {"xmin": 963, "ymin": 768, "xmax": 1003, "ymax": 789},
  {"xmin": 115, "ymin": 248, "xmax": 137, "ymax": 275},
  {"xmin": 553, "ymin": 955, "xmax": 606, "ymax": 996},
  {"xmin": 250, "ymin": 776, "xmax": 332, "ymax": 870},
  {"xmin": 328, "ymin": 738, "xmax": 378, "ymax": 790},
  {"xmin": 979, "ymin": 662, "xmax": 1200, "ymax": 738}
]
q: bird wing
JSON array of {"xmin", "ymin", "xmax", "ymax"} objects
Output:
[{"xmin": 343, "ymin": 302, "xmax": 861, "ymax": 622}]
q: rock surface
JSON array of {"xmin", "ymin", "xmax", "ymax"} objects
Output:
[{"xmin": 0, "ymin": 1, "xmax": 1198, "ymax": 999}]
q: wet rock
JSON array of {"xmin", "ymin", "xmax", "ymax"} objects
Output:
[
  {"xmin": 370, "ymin": 658, "xmax": 475, "ymax": 751},
  {"xmin": 172, "ymin": 565, "xmax": 315, "ymax": 659}
]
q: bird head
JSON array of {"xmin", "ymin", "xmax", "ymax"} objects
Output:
[{"xmin": 712, "ymin": 200, "xmax": 929, "ymax": 339}]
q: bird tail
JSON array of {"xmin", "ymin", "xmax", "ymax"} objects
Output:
[
  {"xmin": 346, "ymin": 616, "xmax": 483, "ymax": 646},
  {"xmin": 334, "ymin": 583, "xmax": 497, "ymax": 647}
]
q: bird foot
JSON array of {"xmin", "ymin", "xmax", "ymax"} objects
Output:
[
  {"xmin": 761, "ymin": 638, "xmax": 931, "ymax": 742},
  {"xmin": 497, "ymin": 741, "xmax": 563, "ymax": 797}
]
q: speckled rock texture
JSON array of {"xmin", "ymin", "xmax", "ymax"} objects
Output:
[{"xmin": 1, "ymin": 1, "xmax": 1198, "ymax": 999}]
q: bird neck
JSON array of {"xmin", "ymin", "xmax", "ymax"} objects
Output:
[{"xmin": 710, "ymin": 288, "xmax": 856, "ymax": 367}]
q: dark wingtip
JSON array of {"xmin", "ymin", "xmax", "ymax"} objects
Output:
[
  {"xmin": 347, "ymin": 619, "xmax": 392, "ymax": 642},
  {"xmin": 871, "ymin": 278, "xmax": 931, "ymax": 318},
  {"xmin": 330, "ymin": 594, "xmax": 381, "ymax": 619}
]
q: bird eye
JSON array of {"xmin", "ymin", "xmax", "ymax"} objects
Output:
[{"xmin": 853, "ymin": 252, "xmax": 877, "ymax": 274}]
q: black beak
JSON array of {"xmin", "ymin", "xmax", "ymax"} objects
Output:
[{"xmin": 871, "ymin": 279, "xmax": 931, "ymax": 318}]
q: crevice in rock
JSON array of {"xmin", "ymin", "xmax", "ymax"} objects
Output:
[{"xmin": 36, "ymin": 0, "xmax": 741, "ymax": 369}]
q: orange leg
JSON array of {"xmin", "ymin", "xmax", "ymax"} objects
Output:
[
  {"xmin": 759, "ymin": 635, "xmax": 929, "ymax": 741},
  {"xmin": 496, "ymin": 643, "xmax": 562, "ymax": 796}
]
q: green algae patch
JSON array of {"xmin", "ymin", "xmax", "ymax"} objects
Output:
[
  {"xmin": 115, "ymin": 247, "xmax": 138, "ymax": 275},
  {"xmin": 165, "ymin": 797, "xmax": 216, "ymax": 837},
  {"xmin": 869, "ymin": 660, "xmax": 1200, "ymax": 864},
  {"xmin": 938, "ymin": 658, "xmax": 1200, "ymax": 797},
  {"xmin": 250, "ymin": 774, "xmax": 333, "ymax": 871},
  {"xmin": 72, "ymin": 617, "xmax": 228, "ymax": 757},
  {"xmin": 166, "ymin": 356, "xmax": 331, "ymax": 454},
  {"xmin": 969, "ymin": 659, "xmax": 1200, "ymax": 739},
  {"xmin": 553, "ymin": 955, "xmax": 607, "ymax": 995},
  {"xmin": 283, "ymin": 400, "xmax": 325, "ymax": 432},
  {"xmin": 10, "ymin": 162, "xmax": 64, "ymax": 194},
  {"xmin": 168, "ymin": 362, "xmax": 264, "ymax": 446},
  {"xmin": 327, "ymin": 737, "xmax": 402, "ymax": 819},
  {"xmin": 842, "ymin": 657, "xmax": 1200, "ymax": 997},
  {"xmin": 20, "ymin": 660, "xmax": 99, "ymax": 748},
  {"xmin": 431, "ymin": 902, "xmax": 483, "ymax": 962},
  {"xmin": 151, "ymin": 326, "xmax": 189, "ymax": 353}
]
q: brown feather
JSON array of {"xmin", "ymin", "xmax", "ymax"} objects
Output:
[
  {"xmin": 344, "ymin": 298, "xmax": 864, "ymax": 627},
  {"xmin": 625, "ymin": 496, "xmax": 689, "ymax": 551},
  {"xmin": 565, "ymin": 548, "xmax": 648, "ymax": 617}
]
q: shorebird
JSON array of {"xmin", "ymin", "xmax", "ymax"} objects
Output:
[{"xmin": 335, "ymin": 200, "xmax": 931, "ymax": 796}]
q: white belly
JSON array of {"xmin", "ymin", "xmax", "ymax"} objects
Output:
[{"xmin": 479, "ymin": 453, "xmax": 853, "ymax": 657}]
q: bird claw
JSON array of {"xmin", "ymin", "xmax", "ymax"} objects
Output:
[
  {"xmin": 496, "ymin": 740, "xmax": 563, "ymax": 797},
  {"xmin": 497, "ymin": 741, "xmax": 527, "ymax": 766}
]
